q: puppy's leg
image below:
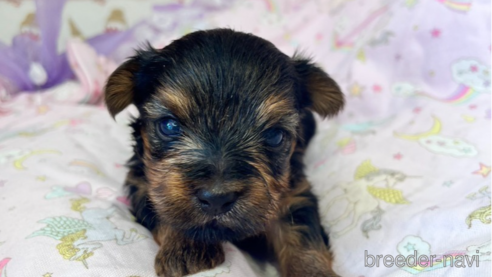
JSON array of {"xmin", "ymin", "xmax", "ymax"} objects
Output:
[
  {"xmin": 267, "ymin": 181, "xmax": 339, "ymax": 277},
  {"xmin": 153, "ymin": 225, "xmax": 225, "ymax": 277}
]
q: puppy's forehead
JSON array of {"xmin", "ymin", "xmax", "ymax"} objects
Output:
[{"xmin": 143, "ymin": 30, "xmax": 299, "ymax": 131}]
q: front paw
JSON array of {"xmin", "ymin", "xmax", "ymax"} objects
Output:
[
  {"xmin": 283, "ymin": 251, "xmax": 339, "ymax": 277},
  {"xmin": 285, "ymin": 264, "xmax": 339, "ymax": 277},
  {"xmin": 155, "ymin": 243, "xmax": 225, "ymax": 277},
  {"xmin": 289, "ymin": 266, "xmax": 339, "ymax": 277}
]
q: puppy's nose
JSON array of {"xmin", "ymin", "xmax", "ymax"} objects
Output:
[{"xmin": 196, "ymin": 190, "xmax": 238, "ymax": 215}]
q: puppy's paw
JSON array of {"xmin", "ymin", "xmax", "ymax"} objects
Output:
[
  {"xmin": 155, "ymin": 242, "xmax": 225, "ymax": 277},
  {"xmin": 283, "ymin": 250, "xmax": 339, "ymax": 277},
  {"xmin": 285, "ymin": 264, "xmax": 339, "ymax": 277},
  {"xmin": 290, "ymin": 265, "xmax": 339, "ymax": 277}
]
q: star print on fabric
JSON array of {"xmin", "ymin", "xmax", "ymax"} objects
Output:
[
  {"xmin": 37, "ymin": 105, "xmax": 49, "ymax": 114},
  {"xmin": 393, "ymin": 153, "xmax": 403, "ymax": 160},
  {"xmin": 462, "ymin": 115, "xmax": 475, "ymax": 122},
  {"xmin": 349, "ymin": 82, "xmax": 364, "ymax": 97},
  {"xmin": 69, "ymin": 119, "xmax": 84, "ymax": 127},
  {"xmin": 357, "ymin": 50, "xmax": 366, "ymax": 62},
  {"xmin": 405, "ymin": 0, "xmax": 418, "ymax": 8},
  {"xmin": 372, "ymin": 84, "xmax": 382, "ymax": 93},
  {"xmin": 431, "ymin": 28, "xmax": 441, "ymax": 38},
  {"xmin": 473, "ymin": 163, "xmax": 491, "ymax": 178},
  {"xmin": 413, "ymin": 107, "xmax": 422, "ymax": 114},
  {"xmin": 42, "ymin": 273, "xmax": 53, "ymax": 277},
  {"xmin": 442, "ymin": 181, "xmax": 454, "ymax": 187}
]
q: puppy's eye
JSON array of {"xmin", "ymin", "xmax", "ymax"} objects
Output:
[
  {"xmin": 264, "ymin": 128, "xmax": 284, "ymax": 147},
  {"xmin": 158, "ymin": 118, "xmax": 181, "ymax": 137}
]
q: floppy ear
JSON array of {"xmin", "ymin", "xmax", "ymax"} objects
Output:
[
  {"xmin": 293, "ymin": 55, "xmax": 344, "ymax": 118},
  {"xmin": 104, "ymin": 45, "xmax": 161, "ymax": 118},
  {"xmin": 104, "ymin": 58, "xmax": 140, "ymax": 118}
]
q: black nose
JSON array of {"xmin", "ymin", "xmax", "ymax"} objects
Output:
[{"xmin": 196, "ymin": 190, "xmax": 238, "ymax": 215}]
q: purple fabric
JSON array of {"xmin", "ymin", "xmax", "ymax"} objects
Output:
[
  {"xmin": 0, "ymin": 0, "xmax": 144, "ymax": 95},
  {"xmin": 87, "ymin": 25, "xmax": 142, "ymax": 58},
  {"xmin": 0, "ymin": 0, "xmax": 238, "ymax": 96},
  {"xmin": 0, "ymin": 0, "xmax": 70, "ymax": 93}
]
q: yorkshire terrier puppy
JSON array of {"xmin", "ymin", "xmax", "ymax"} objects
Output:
[{"xmin": 105, "ymin": 29, "xmax": 343, "ymax": 277}]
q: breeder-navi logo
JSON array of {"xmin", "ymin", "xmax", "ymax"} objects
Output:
[{"xmin": 364, "ymin": 250, "xmax": 480, "ymax": 268}]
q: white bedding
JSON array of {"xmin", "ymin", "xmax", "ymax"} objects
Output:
[
  {"xmin": 0, "ymin": 0, "xmax": 490, "ymax": 277},
  {"xmin": 0, "ymin": 96, "xmax": 278, "ymax": 277}
]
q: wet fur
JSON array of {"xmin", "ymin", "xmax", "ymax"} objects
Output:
[{"xmin": 105, "ymin": 29, "xmax": 343, "ymax": 277}]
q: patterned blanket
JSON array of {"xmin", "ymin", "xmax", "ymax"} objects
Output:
[{"xmin": 0, "ymin": 0, "xmax": 490, "ymax": 276}]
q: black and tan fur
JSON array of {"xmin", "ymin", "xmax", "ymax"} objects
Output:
[{"xmin": 105, "ymin": 29, "xmax": 344, "ymax": 277}]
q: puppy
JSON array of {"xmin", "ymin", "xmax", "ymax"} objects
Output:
[{"xmin": 104, "ymin": 29, "xmax": 343, "ymax": 277}]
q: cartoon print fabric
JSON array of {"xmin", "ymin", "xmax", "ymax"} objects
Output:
[
  {"xmin": 300, "ymin": 0, "xmax": 491, "ymax": 275},
  {"xmin": 0, "ymin": 103, "xmax": 261, "ymax": 277},
  {"xmin": 0, "ymin": 0, "xmax": 490, "ymax": 276}
]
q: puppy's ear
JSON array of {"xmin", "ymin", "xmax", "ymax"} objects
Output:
[
  {"xmin": 293, "ymin": 55, "xmax": 344, "ymax": 118},
  {"xmin": 105, "ymin": 58, "xmax": 140, "ymax": 118},
  {"xmin": 105, "ymin": 45, "xmax": 161, "ymax": 118}
]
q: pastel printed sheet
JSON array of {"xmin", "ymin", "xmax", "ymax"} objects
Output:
[{"xmin": 0, "ymin": 0, "xmax": 490, "ymax": 276}]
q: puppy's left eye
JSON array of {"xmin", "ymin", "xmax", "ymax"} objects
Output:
[
  {"xmin": 264, "ymin": 128, "xmax": 284, "ymax": 147},
  {"xmin": 158, "ymin": 118, "xmax": 182, "ymax": 137}
]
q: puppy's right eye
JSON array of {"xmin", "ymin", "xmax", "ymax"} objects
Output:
[
  {"xmin": 158, "ymin": 118, "xmax": 182, "ymax": 137},
  {"xmin": 264, "ymin": 128, "xmax": 284, "ymax": 147}
]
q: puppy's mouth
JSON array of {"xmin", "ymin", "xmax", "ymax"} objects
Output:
[
  {"xmin": 182, "ymin": 207, "xmax": 267, "ymax": 243},
  {"xmin": 182, "ymin": 219, "xmax": 242, "ymax": 243},
  {"xmin": 199, "ymin": 205, "xmax": 245, "ymax": 228}
]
